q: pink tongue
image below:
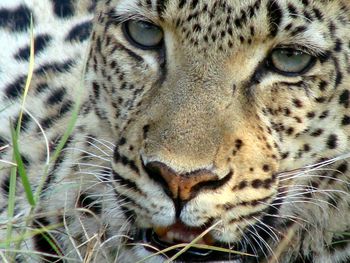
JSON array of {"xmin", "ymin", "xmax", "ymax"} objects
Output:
[{"xmin": 154, "ymin": 222, "xmax": 214, "ymax": 245}]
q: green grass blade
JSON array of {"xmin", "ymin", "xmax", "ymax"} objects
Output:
[
  {"xmin": 5, "ymin": 163, "xmax": 17, "ymax": 249},
  {"xmin": 10, "ymin": 122, "xmax": 35, "ymax": 206},
  {"xmin": 40, "ymin": 232, "xmax": 63, "ymax": 257}
]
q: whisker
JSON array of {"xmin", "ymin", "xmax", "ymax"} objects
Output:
[
  {"xmin": 84, "ymin": 138, "xmax": 114, "ymax": 156},
  {"xmin": 278, "ymin": 152, "xmax": 350, "ymax": 179},
  {"xmin": 279, "ymin": 173, "xmax": 350, "ymax": 185},
  {"xmin": 64, "ymin": 147, "xmax": 111, "ymax": 162},
  {"xmin": 68, "ymin": 162, "xmax": 112, "ymax": 170},
  {"xmin": 236, "ymin": 226, "xmax": 259, "ymax": 257},
  {"xmin": 243, "ymin": 220, "xmax": 272, "ymax": 262},
  {"xmin": 270, "ymin": 198, "xmax": 335, "ymax": 210},
  {"xmin": 252, "ymin": 216, "xmax": 280, "ymax": 243}
]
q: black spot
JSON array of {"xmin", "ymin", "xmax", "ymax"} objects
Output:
[
  {"xmin": 284, "ymin": 108, "xmax": 291, "ymax": 116},
  {"xmin": 65, "ymin": 21, "xmax": 92, "ymax": 43},
  {"xmin": 143, "ymin": 125, "xmax": 150, "ymax": 138},
  {"xmin": 293, "ymin": 99, "xmax": 303, "ymax": 108},
  {"xmin": 303, "ymin": 11, "xmax": 313, "ymax": 22},
  {"xmin": 4, "ymin": 75, "xmax": 27, "ymax": 99},
  {"xmin": 121, "ymin": 205, "xmax": 136, "ymax": 223},
  {"xmin": 281, "ymin": 152, "xmax": 289, "ymax": 159},
  {"xmin": 334, "ymin": 39, "xmax": 343, "ymax": 52},
  {"xmin": 47, "ymin": 87, "xmax": 66, "ymax": 105},
  {"xmin": 307, "ymin": 112, "xmax": 315, "ymax": 119},
  {"xmin": 328, "ymin": 21, "xmax": 336, "ymax": 36},
  {"xmin": 36, "ymin": 83, "xmax": 50, "ymax": 94},
  {"xmin": 335, "ymin": 71, "xmax": 343, "ymax": 87},
  {"xmin": 267, "ymin": 0, "xmax": 283, "ymax": 37},
  {"xmin": 15, "ymin": 34, "xmax": 52, "ymax": 61},
  {"xmin": 318, "ymin": 80, "xmax": 328, "ymax": 91},
  {"xmin": 60, "ymin": 100, "xmax": 73, "ymax": 115},
  {"xmin": 235, "ymin": 139, "xmax": 243, "ymax": 150},
  {"xmin": 178, "ymin": 0, "xmax": 186, "ymax": 9},
  {"xmin": 144, "ymin": 0, "xmax": 152, "ymax": 9},
  {"xmin": 236, "ymin": 181, "xmax": 248, "ymax": 190},
  {"xmin": 337, "ymin": 163, "xmax": 348, "ymax": 174},
  {"xmin": 327, "ymin": 134, "xmax": 338, "ymax": 149},
  {"xmin": 313, "ymin": 8, "xmax": 323, "ymax": 21},
  {"xmin": 319, "ymin": 110, "xmax": 329, "ymax": 119},
  {"xmin": 92, "ymin": 81, "xmax": 100, "ymax": 100},
  {"xmin": 263, "ymin": 177, "xmax": 274, "ymax": 188},
  {"xmin": 33, "ymin": 217, "xmax": 63, "ymax": 262},
  {"xmin": 290, "ymin": 26, "xmax": 307, "ymax": 37},
  {"xmin": 1, "ymin": 175, "xmax": 11, "ymax": 195},
  {"xmin": 156, "ymin": 0, "xmax": 169, "ymax": 17},
  {"xmin": 51, "ymin": 0, "xmax": 75, "ymax": 18},
  {"xmin": 0, "ymin": 136, "xmax": 7, "ymax": 147},
  {"xmin": 301, "ymin": 0, "xmax": 309, "ymax": 6},
  {"xmin": 329, "ymin": 233, "xmax": 349, "ymax": 252},
  {"xmin": 315, "ymin": 97, "xmax": 326, "ymax": 103},
  {"xmin": 251, "ymin": 179, "xmax": 263, "ymax": 188},
  {"xmin": 284, "ymin": 23, "xmax": 293, "ymax": 31},
  {"xmin": 35, "ymin": 60, "xmax": 75, "ymax": 76},
  {"xmin": 77, "ymin": 192, "xmax": 102, "ymax": 215},
  {"xmin": 303, "ymin": 144, "xmax": 310, "ymax": 152},
  {"xmin": 339, "ymin": 90, "xmax": 350, "ymax": 108},
  {"xmin": 287, "ymin": 4, "xmax": 298, "ymax": 16},
  {"xmin": 20, "ymin": 154, "xmax": 29, "ymax": 167},
  {"xmin": 118, "ymin": 137, "xmax": 127, "ymax": 146},
  {"xmin": 40, "ymin": 113, "xmax": 61, "ymax": 130},
  {"xmin": 0, "ymin": 5, "xmax": 33, "ymax": 32},
  {"xmin": 13, "ymin": 112, "xmax": 31, "ymax": 132},
  {"xmin": 262, "ymin": 165, "xmax": 270, "ymax": 172},
  {"xmin": 342, "ymin": 115, "xmax": 350, "ymax": 125},
  {"xmin": 286, "ymin": 127, "xmax": 294, "ymax": 135}
]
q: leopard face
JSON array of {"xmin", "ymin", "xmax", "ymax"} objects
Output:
[
  {"xmin": 1, "ymin": 0, "xmax": 350, "ymax": 262},
  {"xmin": 84, "ymin": 0, "xmax": 350, "ymax": 261}
]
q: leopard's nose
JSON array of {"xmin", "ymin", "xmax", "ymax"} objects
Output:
[{"xmin": 143, "ymin": 161, "xmax": 232, "ymax": 201}]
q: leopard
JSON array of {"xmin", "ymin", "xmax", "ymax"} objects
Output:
[{"xmin": 0, "ymin": 0, "xmax": 350, "ymax": 262}]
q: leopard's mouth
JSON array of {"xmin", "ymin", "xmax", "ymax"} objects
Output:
[
  {"xmin": 131, "ymin": 199, "xmax": 283, "ymax": 262},
  {"xmin": 134, "ymin": 221, "xmax": 245, "ymax": 262}
]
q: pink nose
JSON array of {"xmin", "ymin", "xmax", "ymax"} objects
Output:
[{"xmin": 144, "ymin": 161, "xmax": 232, "ymax": 201}]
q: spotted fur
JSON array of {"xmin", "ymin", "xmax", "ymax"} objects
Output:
[{"xmin": 1, "ymin": 0, "xmax": 350, "ymax": 262}]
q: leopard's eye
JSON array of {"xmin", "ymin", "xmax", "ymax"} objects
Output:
[
  {"xmin": 122, "ymin": 20, "xmax": 163, "ymax": 50},
  {"xmin": 269, "ymin": 48, "xmax": 315, "ymax": 75}
]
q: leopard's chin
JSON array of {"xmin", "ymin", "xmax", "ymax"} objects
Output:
[
  {"xmin": 133, "ymin": 222, "xmax": 248, "ymax": 262},
  {"xmin": 130, "ymin": 198, "xmax": 282, "ymax": 262}
]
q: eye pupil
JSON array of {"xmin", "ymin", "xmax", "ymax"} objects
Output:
[
  {"xmin": 269, "ymin": 48, "xmax": 315, "ymax": 76},
  {"xmin": 123, "ymin": 20, "xmax": 163, "ymax": 50}
]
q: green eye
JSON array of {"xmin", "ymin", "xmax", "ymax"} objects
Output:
[
  {"xmin": 123, "ymin": 20, "xmax": 163, "ymax": 49},
  {"xmin": 269, "ymin": 48, "xmax": 315, "ymax": 75}
]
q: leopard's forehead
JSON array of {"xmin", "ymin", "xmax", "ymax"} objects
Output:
[{"xmin": 107, "ymin": 0, "xmax": 338, "ymax": 55}]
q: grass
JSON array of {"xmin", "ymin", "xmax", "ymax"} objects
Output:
[
  {"xmin": 4, "ymin": 14, "xmax": 36, "ymax": 255},
  {"xmin": 0, "ymin": 13, "xmax": 84, "ymax": 262}
]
